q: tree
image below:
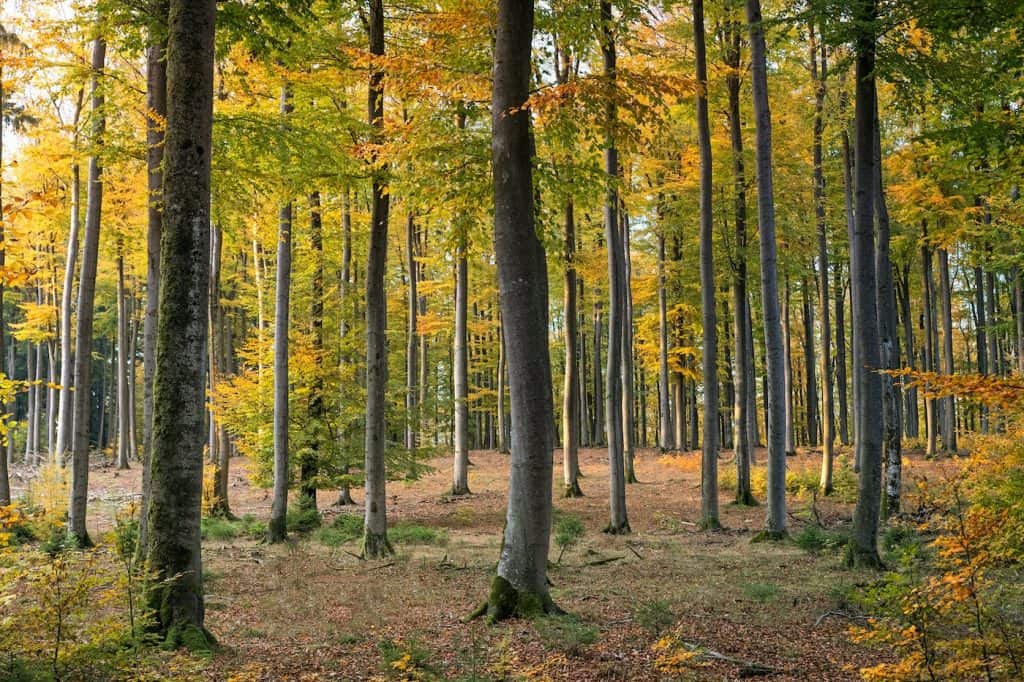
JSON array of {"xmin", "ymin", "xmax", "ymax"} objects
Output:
[
  {"xmin": 67, "ymin": 34, "xmax": 106, "ymax": 546},
  {"xmin": 473, "ymin": 0, "xmax": 559, "ymax": 621},
  {"xmin": 847, "ymin": 0, "xmax": 885, "ymax": 569},
  {"xmin": 745, "ymin": 0, "xmax": 786, "ymax": 539},
  {"xmin": 145, "ymin": 0, "xmax": 217, "ymax": 645},
  {"xmin": 452, "ymin": 216, "xmax": 470, "ymax": 495},
  {"xmin": 694, "ymin": 0, "xmax": 719, "ymax": 530},
  {"xmin": 361, "ymin": 0, "xmax": 394, "ymax": 559}
]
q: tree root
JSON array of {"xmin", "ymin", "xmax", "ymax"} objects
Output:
[{"xmin": 465, "ymin": 575, "xmax": 563, "ymax": 624}]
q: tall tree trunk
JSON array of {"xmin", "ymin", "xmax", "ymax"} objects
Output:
[
  {"xmin": 476, "ymin": 0, "xmax": 558, "ymax": 620},
  {"xmin": 802, "ymin": 276, "xmax": 818, "ymax": 446},
  {"xmin": 657, "ymin": 227, "xmax": 674, "ymax": 450},
  {"xmin": 302, "ymin": 192, "xmax": 324, "ymax": 509},
  {"xmin": 746, "ymin": 0, "xmax": 787, "ymax": 538},
  {"xmin": 898, "ymin": 263, "xmax": 918, "ymax": 438},
  {"xmin": 452, "ymin": 232, "xmax": 471, "ymax": 495},
  {"xmin": 782, "ymin": 276, "xmax": 795, "ymax": 454},
  {"xmin": 841, "ymin": 85, "xmax": 860, "ymax": 455},
  {"xmin": 268, "ymin": 85, "xmax": 293, "ymax": 544},
  {"xmin": 873, "ymin": 94, "xmax": 901, "ymax": 518},
  {"xmin": 695, "ymin": 0, "xmax": 719, "ymax": 529},
  {"xmin": 592, "ymin": 301, "xmax": 603, "ymax": 445},
  {"xmin": 116, "ymin": 246, "xmax": 130, "ymax": 469},
  {"xmin": 835, "ymin": 266, "xmax": 850, "ymax": 445},
  {"xmin": 405, "ymin": 211, "xmax": 418, "ymax": 451},
  {"xmin": 563, "ymin": 197, "xmax": 582, "ymax": 495},
  {"xmin": 938, "ymin": 247, "xmax": 957, "ymax": 452},
  {"xmin": 145, "ymin": 0, "xmax": 215, "ymax": 644},
  {"xmin": 848, "ymin": 0, "xmax": 884, "ymax": 568},
  {"xmin": 921, "ymin": 226, "xmax": 938, "ymax": 456},
  {"xmin": 138, "ymin": 21, "xmax": 167, "ymax": 555},
  {"xmin": 362, "ymin": 0, "xmax": 394, "ymax": 558},
  {"xmin": 811, "ymin": 26, "xmax": 835, "ymax": 490},
  {"xmin": 601, "ymin": 0, "xmax": 629, "ymax": 535},
  {"xmin": 68, "ymin": 36, "xmax": 106, "ymax": 545},
  {"xmin": 620, "ymin": 207, "xmax": 637, "ymax": 484},
  {"xmin": 208, "ymin": 224, "xmax": 231, "ymax": 517}
]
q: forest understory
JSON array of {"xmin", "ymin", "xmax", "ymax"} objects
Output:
[{"xmin": 10, "ymin": 445, "xmax": 926, "ymax": 681}]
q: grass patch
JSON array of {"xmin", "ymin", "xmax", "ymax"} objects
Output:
[
  {"xmin": 793, "ymin": 525, "xmax": 848, "ymax": 554},
  {"xmin": 390, "ymin": 522, "xmax": 446, "ymax": 546},
  {"xmin": 533, "ymin": 615, "xmax": 599, "ymax": 657},
  {"xmin": 201, "ymin": 514, "xmax": 265, "ymax": 541},
  {"xmin": 314, "ymin": 516, "xmax": 445, "ymax": 547},
  {"xmin": 633, "ymin": 599, "xmax": 675, "ymax": 635},
  {"xmin": 286, "ymin": 505, "xmax": 322, "ymax": 533},
  {"xmin": 742, "ymin": 582, "xmax": 779, "ymax": 603}
]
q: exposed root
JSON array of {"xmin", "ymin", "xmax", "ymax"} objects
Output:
[{"xmin": 466, "ymin": 575, "xmax": 563, "ymax": 624}]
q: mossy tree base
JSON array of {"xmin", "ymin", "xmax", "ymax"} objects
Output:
[
  {"xmin": 602, "ymin": 521, "xmax": 631, "ymax": 535},
  {"xmin": 450, "ymin": 485, "xmax": 472, "ymax": 497},
  {"xmin": 819, "ymin": 484, "xmax": 834, "ymax": 497},
  {"xmin": 734, "ymin": 490, "xmax": 759, "ymax": 507},
  {"xmin": 625, "ymin": 472, "xmax": 639, "ymax": 484},
  {"xmin": 563, "ymin": 481, "xmax": 584, "ymax": 498},
  {"xmin": 267, "ymin": 516, "xmax": 287, "ymax": 544},
  {"xmin": 751, "ymin": 529, "xmax": 788, "ymax": 543},
  {"xmin": 698, "ymin": 516, "xmax": 722, "ymax": 531},
  {"xmin": 361, "ymin": 530, "xmax": 394, "ymax": 559},
  {"xmin": 845, "ymin": 544, "xmax": 885, "ymax": 570},
  {"xmin": 162, "ymin": 623, "xmax": 216, "ymax": 654},
  {"xmin": 335, "ymin": 487, "xmax": 357, "ymax": 506},
  {"xmin": 467, "ymin": 575, "xmax": 563, "ymax": 624}
]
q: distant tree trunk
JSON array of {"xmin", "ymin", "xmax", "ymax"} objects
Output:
[
  {"xmin": 801, "ymin": 276, "xmax": 818, "ymax": 447},
  {"xmin": 336, "ymin": 188, "xmax": 356, "ymax": 506},
  {"xmin": 145, "ymin": 0, "xmax": 215, "ymax": 644},
  {"xmin": 208, "ymin": 223, "xmax": 232, "ymax": 517},
  {"xmin": 563, "ymin": 197, "xmax": 582, "ymax": 495},
  {"xmin": 592, "ymin": 301, "xmax": 603, "ymax": 445},
  {"xmin": 811, "ymin": 24, "xmax": 834, "ymax": 491},
  {"xmin": 116, "ymin": 246, "xmax": 130, "ymax": 469},
  {"xmin": 362, "ymin": 0, "xmax": 394, "ymax": 558},
  {"xmin": 68, "ymin": 36, "xmax": 106, "ymax": 546},
  {"xmin": 302, "ymin": 191, "xmax": 324, "ymax": 510},
  {"xmin": 745, "ymin": 297, "xmax": 760, "ymax": 448},
  {"xmin": 873, "ymin": 94, "xmax": 901, "ymax": 518},
  {"xmin": 476, "ymin": 0, "xmax": 559, "ymax": 621},
  {"xmin": 620, "ymin": 208, "xmax": 637, "ymax": 484},
  {"xmin": 601, "ymin": 0, "xmax": 629, "ymax": 535},
  {"xmin": 898, "ymin": 263, "xmax": 918, "ymax": 438},
  {"xmin": 782, "ymin": 276, "xmax": 795, "ymax": 454},
  {"xmin": 847, "ymin": 0, "xmax": 884, "ymax": 568},
  {"xmin": 840, "ymin": 82, "xmax": 860, "ymax": 456},
  {"xmin": 921, "ymin": 225, "xmax": 938, "ymax": 456},
  {"xmin": 835, "ymin": 266, "xmax": 850, "ymax": 446},
  {"xmin": 138, "ymin": 22, "xmax": 166, "ymax": 555},
  {"xmin": 268, "ymin": 84, "xmax": 293, "ymax": 544},
  {"xmin": 657, "ymin": 228, "xmax": 674, "ymax": 450},
  {"xmin": 452, "ymin": 232, "xmax": 471, "ymax": 495},
  {"xmin": 406, "ymin": 211, "xmax": 418, "ymax": 452},
  {"xmin": 695, "ymin": 0, "xmax": 719, "ymax": 529},
  {"xmin": 747, "ymin": 0, "xmax": 787, "ymax": 538},
  {"xmin": 937, "ymin": 247, "xmax": 957, "ymax": 452}
]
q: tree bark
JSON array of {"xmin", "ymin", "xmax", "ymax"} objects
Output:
[
  {"xmin": 562, "ymin": 197, "xmax": 582, "ymax": 495},
  {"xmin": 938, "ymin": 247, "xmax": 957, "ymax": 452},
  {"xmin": 657, "ymin": 226, "xmax": 674, "ymax": 451},
  {"xmin": 362, "ymin": 0, "xmax": 394, "ymax": 558},
  {"xmin": 405, "ymin": 212, "xmax": 418, "ymax": 452},
  {"xmin": 116, "ymin": 246, "xmax": 130, "ymax": 469},
  {"xmin": 782, "ymin": 276, "xmax": 795, "ymax": 454},
  {"xmin": 848, "ymin": 0, "xmax": 884, "ymax": 568},
  {"xmin": 67, "ymin": 36, "xmax": 106, "ymax": 545},
  {"xmin": 452, "ymin": 231, "xmax": 471, "ymax": 495},
  {"xmin": 145, "ymin": 0, "xmax": 216, "ymax": 644},
  {"xmin": 746, "ymin": 0, "xmax": 787, "ymax": 538},
  {"xmin": 477, "ymin": 0, "xmax": 559, "ymax": 621},
  {"xmin": 921, "ymin": 224, "xmax": 938, "ymax": 456},
  {"xmin": 621, "ymin": 207, "xmax": 637, "ymax": 483},
  {"xmin": 695, "ymin": 0, "xmax": 719, "ymax": 529}
]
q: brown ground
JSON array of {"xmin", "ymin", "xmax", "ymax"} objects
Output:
[{"xmin": 23, "ymin": 445, "xmax": 919, "ymax": 681}]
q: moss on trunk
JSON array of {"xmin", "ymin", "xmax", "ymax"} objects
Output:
[
  {"xmin": 467, "ymin": 575, "xmax": 562, "ymax": 624},
  {"xmin": 361, "ymin": 529, "xmax": 394, "ymax": 559}
]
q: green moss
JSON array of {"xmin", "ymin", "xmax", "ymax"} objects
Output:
[
  {"xmin": 163, "ymin": 623, "xmax": 215, "ymax": 655},
  {"xmin": 698, "ymin": 515, "xmax": 723, "ymax": 531},
  {"xmin": 361, "ymin": 530, "xmax": 394, "ymax": 559},
  {"xmin": 751, "ymin": 529, "xmax": 789, "ymax": 543},
  {"xmin": 469, "ymin": 575, "xmax": 562, "ymax": 624},
  {"xmin": 845, "ymin": 543, "xmax": 885, "ymax": 570}
]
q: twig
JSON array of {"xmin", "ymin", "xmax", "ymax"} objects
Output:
[
  {"xmin": 814, "ymin": 610, "xmax": 869, "ymax": 627},
  {"xmin": 677, "ymin": 640, "xmax": 783, "ymax": 676},
  {"xmin": 582, "ymin": 555, "xmax": 625, "ymax": 567},
  {"xmin": 626, "ymin": 543, "xmax": 643, "ymax": 559},
  {"xmin": 343, "ymin": 550, "xmax": 365, "ymax": 561},
  {"xmin": 370, "ymin": 562, "xmax": 395, "ymax": 571}
]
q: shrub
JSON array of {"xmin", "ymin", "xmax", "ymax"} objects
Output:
[{"xmin": 633, "ymin": 599, "xmax": 675, "ymax": 636}]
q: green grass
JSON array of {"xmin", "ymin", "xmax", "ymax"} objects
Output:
[
  {"xmin": 533, "ymin": 615, "xmax": 599, "ymax": 657},
  {"xmin": 793, "ymin": 525, "xmax": 848, "ymax": 554},
  {"xmin": 314, "ymin": 515, "xmax": 445, "ymax": 547},
  {"xmin": 200, "ymin": 514, "xmax": 266, "ymax": 541},
  {"xmin": 742, "ymin": 582, "xmax": 779, "ymax": 603}
]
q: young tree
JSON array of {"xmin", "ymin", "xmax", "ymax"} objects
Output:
[
  {"xmin": 67, "ymin": 35, "xmax": 106, "ymax": 546},
  {"xmin": 746, "ymin": 0, "xmax": 787, "ymax": 539},
  {"xmin": 145, "ymin": 0, "xmax": 217, "ymax": 644},
  {"xmin": 474, "ymin": 0, "xmax": 559, "ymax": 621}
]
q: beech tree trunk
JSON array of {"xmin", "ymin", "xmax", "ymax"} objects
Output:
[
  {"xmin": 782, "ymin": 276, "xmax": 795, "ymax": 454},
  {"xmin": 657, "ymin": 228, "xmax": 674, "ymax": 451},
  {"xmin": 145, "ymin": 0, "xmax": 216, "ymax": 644},
  {"xmin": 921, "ymin": 226, "xmax": 938, "ymax": 456},
  {"xmin": 562, "ymin": 197, "xmax": 582, "ymax": 495},
  {"xmin": 405, "ymin": 212, "xmax": 418, "ymax": 452},
  {"xmin": 621, "ymin": 208, "xmax": 637, "ymax": 484},
  {"xmin": 695, "ymin": 0, "xmax": 719, "ymax": 529},
  {"xmin": 835, "ymin": 266, "xmax": 850, "ymax": 446},
  {"xmin": 362, "ymin": 0, "xmax": 394, "ymax": 558},
  {"xmin": 452, "ymin": 233, "xmax": 470, "ymax": 495},
  {"xmin": 848, "ymin": 0, "xmax": 884, "ymax": 568},
  {"xmin": 938, "ymin": 247, "xmax": 957, "ymax": 452},
  {"xmin": 68, "ymin": 36, "xmax": 106, "ymax": 546},
  {"xmin": 116, "ymin": 247, "xmax": 130, "ymax": 469},
  {"xmin": 747, "ymin": 0, "xmax": 788, "ymax": 538},
  {"xmin": 478, "ymin": 0, "xmax": 559, "ymax": 621}
]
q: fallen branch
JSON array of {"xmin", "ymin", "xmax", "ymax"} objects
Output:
[
  {"xmin": 678, "ymin": 640, "xmax": 783, "ymax": 676},
  {"xmin": 814, "ymin": 610, "xmax": 869, "ymax": 627},
  {"xmin": 581, "ymin": 555, "xmax": 625, "ymax": 567},
  {"xmin": 626, "ymin": 543, "xmax": 643, "ymax": 559}
]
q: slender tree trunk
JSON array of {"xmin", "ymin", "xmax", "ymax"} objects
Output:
[
  {"xmin": 405, "ymin": 212, "xmax": 418, "ymax": 451},
  {"xmin": 835, "ymin": 266, "xmax": 850, "ymax": 445},
  {"xmin": 657, "ymin": 228, "xmax": 674, "ymax": 450},
  {"xmin": 208, "ymin": 224, "xmax": 232, "ymax": 517},
  {"xmin": 362, "ymin": 0, "xmax": 394, "ymax": 558},
  {"xmin": 695, "ymin": 0, "xmax": 719, "ymax": 529},
  {"xmin": 145, "ymin": 0, "xmax": 215, "ymax": 643},
  {"xmin": 477, "ymin": 0, "xmax": 559, "ymax": 620},
  {"xmin": 452, "ymin": 234, "xmax": 471, "ymax": 495},
  {"xmin": 601, "ymin": 0, "xmax": 629, "ymax": 535},
  {"xmin": 847, "ymin": 0, "xmax": 884, "ymax": 568},
  {"xmin": 620, "ymin": 207, "xmax": 637, "ymax": 484},
  {"xmin": 563, "ymin": 197, "xmax": 582, "ymax": 495},
  {"xmin": 746, "ymin": 0, "xmax": 787, "ymax": 538},
  {"xmin": 68, "ymin": 37, "xmax": 106, "ymax": 545},
  {"xmin": 301, "ymin": 192, "xmax": 324, "ymax": 510},
  {"xmin": 921, "ymin": 225, "xmax": 938, "ymax": 456},
  {"xmin": 592, "ymin": 301, "xmax": 603, "ymax": 446},
  {"xmin": 802, "ymin": 276, "xmax": 818, "ymax": 447},
  {"xmin": 782, "ymin": 276, "xmax": 795, "ymax": 454},
  {"xmin": 898, "ymin": 263, "xmax": 918, "ymax": 438},
  {"xmin": 938, "ymin": 247, "xmax": 957, "ymax": 452},
  {"xmin": 116, "ymin": 247, "xmax": 130, "ymax": 469}
]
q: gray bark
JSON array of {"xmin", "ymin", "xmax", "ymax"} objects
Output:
[
  {"xmin": 938, "ymin": 248, "xmax": 957, "ymax": 452},
  {"xmin": 406, "ymin": 213, "xmax": 418, "ymax": 451},
  {"xmin": 657, "ymin": 227, "xmax": 673, "ymax": 450},
  {"xmin": 452, "ymin": 235, "xmax": 470, "ymax": 495},
  {"xmin": 921, "ymin": 225, "xmax": 938, "ymax": 456},
  {"xmin": 620, "ymin": 208, "xmax": 637, "ymax": 484},
  {"xmin": 116, "ymin": 248, "xmax": 130, "ymax": 469},
  {"xmin": 562, "ymin": 197, "xmax": 582, "ymax": 495}
]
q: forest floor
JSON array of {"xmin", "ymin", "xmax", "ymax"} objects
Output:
[{"xmin": 31, "ymin": 444, "xmax": 935, "ymax": 681}]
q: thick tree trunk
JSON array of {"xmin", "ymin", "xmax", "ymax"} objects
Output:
[
  {"xmin": 145, "ymin": 0, "xmax": 215, "ymax": 645},
  {"xmin": 562, "ymin": 198, "xmax": 582, "ymax": 495},
  {"xmin": 621, "ymin": 208, "xmax": 637, "ymax": 483},
  {"xmin": 362, "ymin": 0, "xmax": 394, "ymax": 558},
  {"xmin": 138, "ymin": 25, "xmax": 167, "ymax": 555},
  {"xmin": 746, "ymin": 0, "xmax": 787, "ymax": 538},
  {"xmin": 848, "ymin": 0, "xmax": 884, "ymax": 568},
  {"xmin": 477, "ymin": 0, "xmax": 559, "ymax": 620},
  {"xmin": 68, "ymin": 37, "xmax": 106, "ymax": 545},
  {"xmin": 452, "ymin": 236, "xmax": 471, "ymax": 495},
  {"xmin": 601, "ymin": 0, "xmax": 629, "ymax": 535},
  {"xmin": 695, "ymin": 0, "xmax": 719, "ymax": 529}
]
